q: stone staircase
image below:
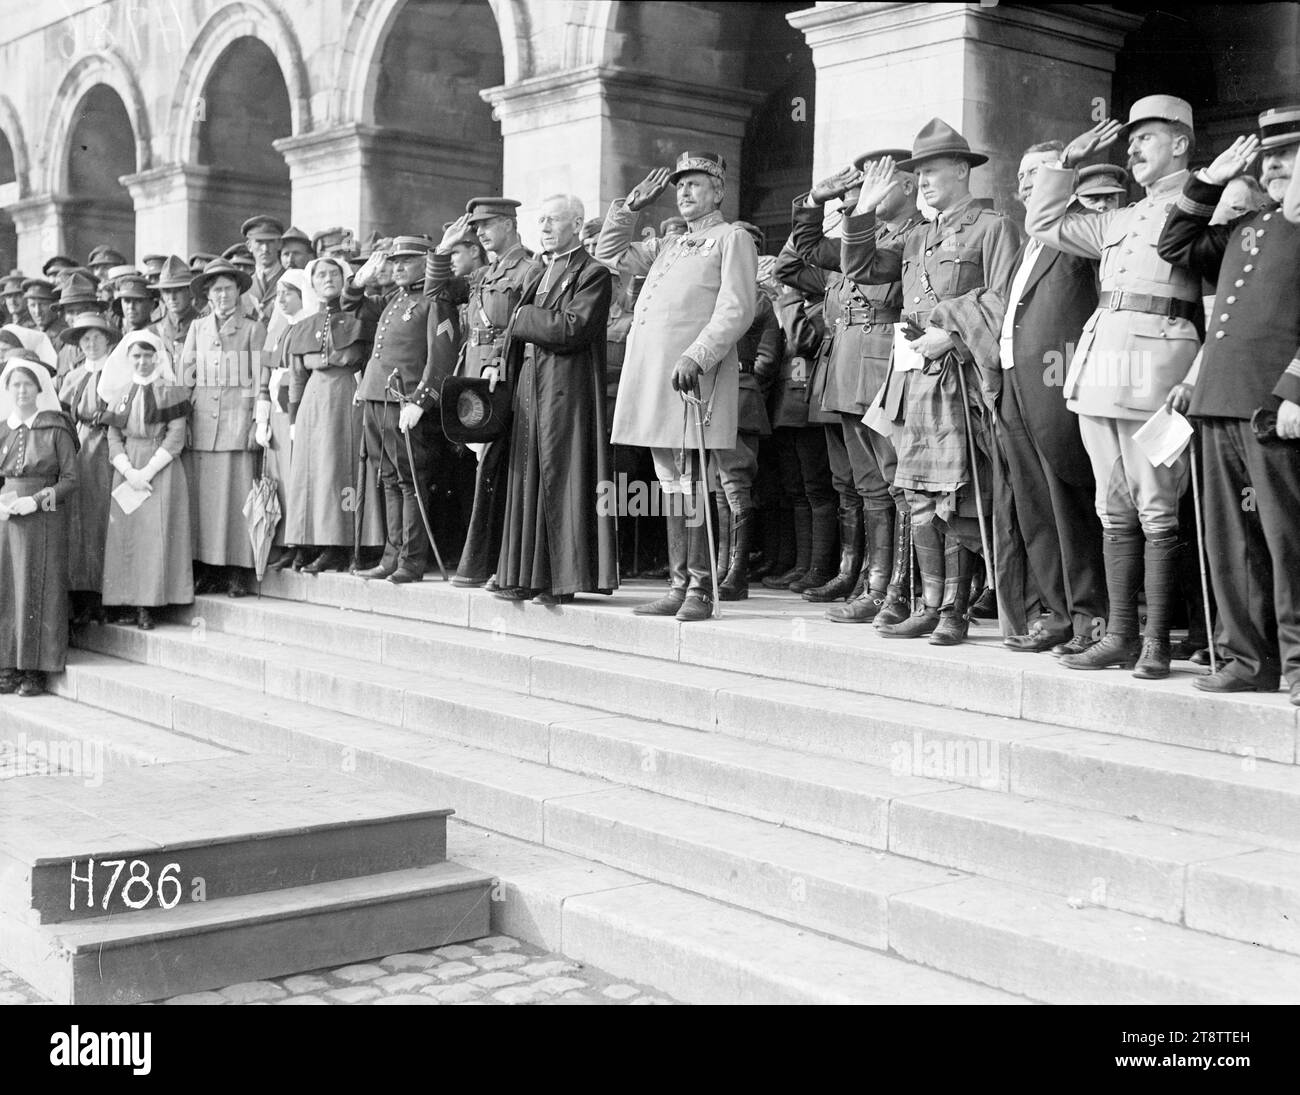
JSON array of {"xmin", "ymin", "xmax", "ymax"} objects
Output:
[
  {"xmin": 0, "ymin": 755, "xmax": 492, "ymax": 1003},
  {"xmin": 15, "ymin": 568, "xmax": 1300, "ymax": 1004}
]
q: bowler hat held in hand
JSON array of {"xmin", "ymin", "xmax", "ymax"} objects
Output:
[{"xmin": 441, "ymin": 375, "xmax": 511, "ymax": 444}]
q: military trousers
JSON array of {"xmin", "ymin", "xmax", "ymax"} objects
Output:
[
  {"xmin": 1077, "ymin": 414, "xmax": 1187, "ymax": 537},
  {"xmin": 709, "ymin": 432, "xmax": 760, "ymax": 511},
  {"xmin": 1200, "ymin": 418, "xmax": 1300, "ymax": 688},
  {"xmin": 364, "ymin": 401, "xmax": 448, "ymax": 577}
]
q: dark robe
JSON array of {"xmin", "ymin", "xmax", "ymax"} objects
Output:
[{"xmin": 496, "ymin": 247, "xmax": 618, "ymax": 595}]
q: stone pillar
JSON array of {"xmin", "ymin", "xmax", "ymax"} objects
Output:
[
  {"xmin": 276, "ymin": 125, "xmax": 500, "ymax": 243},
  {"xmin": 789, "ymin": 2, "xmax": 1143, "ymax": 214},
  {"xmin": 9, "ymin": 196, "xmax": 69, "ymax": 273},
  {"xmin": 121, "ymin": 165, "xmax": 209, "ymax": 263},
  {"xmin": 482, "ymin": 66, "xmax": 763, "ymax": 239}
]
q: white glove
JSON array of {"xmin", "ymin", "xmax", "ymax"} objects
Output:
[
  {"xmin": 8, "ymin": 495, "xmax": 37, "ymax": 516},
  {"xmin": 141, "ymin": 448, "xmax": 173, "ymax": 484},
  {"xmin": 398, "ymin": 404, "xmax": 424, "ymax": 433}
]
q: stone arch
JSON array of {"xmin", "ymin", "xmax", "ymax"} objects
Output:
[
  {"xmin": 0, "ymin": 96, "xmax": 30, "ymax": 201},
  {"xmin": 43, "ymin": 49, "xmax": 149, "ymax": 195},
  {"xmin": 562, "ymin": 0, "xmax": 621, "ymax": 69},
  {"xmin": 338, "ymin": 0, "xmax": 529, "ymax": 123},
  {"xmin": 169, "ymin": 0, "xmax": 310, "ymax": 165}
]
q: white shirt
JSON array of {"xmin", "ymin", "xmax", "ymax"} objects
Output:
[{"xmin": 998, "ymin": 238, "xmax": 1044, "ymax": 370}]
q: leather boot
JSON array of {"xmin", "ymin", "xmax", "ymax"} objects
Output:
[
  {"xmin": 677, "ymin": 505, "xmax": 716, "ymax": 621},
  {"xmin": 1061, "ymin": 530, "xmax": 1143, "ymax": 670},
  {"xmin": 826, "ymin": 507, "xmax": 894, "ymax": 623},
  {"xmin": 878, "ymin": 521, "xmax": 943, "ymax": 638},
  {"xmin": 1134, "ymin": 534, "xmax": 1177, "ymax": 680},
  {"xmin": 302, "ymin": 547, "xmax": 350, "ymax": 574},
  {"xmin": 763, "ymin": 499, "xmax": 810, "ymax": 589},
  {"xmin": 805, "ymin": 506, "xmax": 864, "ymax": 602},
  {"xmin": 714, "ymin": 495, "xmax": 732, "ymax": 588},
  {"xmin": 790, "ymin": 499, "xmax": 839, "ymax": 593},
  {"xmin": 873, "ymin": 509, "xmax": 912, "ymax": 627},
  {"xmin": 360, "ymin": 485, "xmax": 405, "ymax": 579},
  {"xmin": 750, "ymin": 503, "xmax": 788, "ymax": 581},
  {"xmin": 930, "ymin": 538, "xmax": 976, "ymax": 646},
  {"xmin": 634, "ymin": 513, "xmax": 688, "ymax": 615},
  {"xmin": 720, "ymin": 507, "xmax": 754, "ymax": 601}
]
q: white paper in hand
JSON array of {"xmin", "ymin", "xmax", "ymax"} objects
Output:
[
  {"xmin": 1132, "ymin": 406, "xmax": 1193, "ymax": 468},
  {"xmin": 892, "ymin": 324, "xmax": 926, "ymax": 374},
  {"xmin": 112, "ymin": 481, "xmax": 150, "ymax": 515}
]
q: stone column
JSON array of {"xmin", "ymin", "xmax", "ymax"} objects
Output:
[
  {"xmin": 9, "ymin": 196, "xmax": 69, "ymax": 273},
  {"xmin": 120, "ymin": 164, "xmax": 210, "ymax": 263},
  {"xmin": 482, "ymin": 65, "xmax": 763, "ymax": 236},
  {"xmin": 276, "ymin": 125, "xmax": 500, "ymax": 243},
  {"xmin": 789, "ymin": 2, "xmax": 1143, "ymax": 213}
]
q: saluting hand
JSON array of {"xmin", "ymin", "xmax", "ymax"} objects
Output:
[
  {"xmin": 852, "ymin": 157, "xmax": 900, "ymax": 214},
  {"xmin": 809, "ymin": 166, "xmax": 864, "ymax": 206},
  {"xmin": 437, "ymin": 215, "xmax": 474, "ymax": 255},
  {"xmin": 627, "ymin": 168, "xmax": 671, "ymax": 212},
  {"xmin": 1203, "ymin": 135, "xmax": 1261, "ymax": 186},
  {"xmin": 1061, "ymin": 119, "xmax": 1124, "ymax": 169}
]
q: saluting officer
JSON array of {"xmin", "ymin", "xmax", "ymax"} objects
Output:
[
  {"xmin": 1026, "ymin": 95, "xmax": 1202, "ymax": 681},
  {"xmin": 346, "ymin": 236, "xmax": 459, "ymax": 584},
  {"xmin": 427, "ymin": 198, "xmax": 540, "ymax": 589},
  {"xmin": 1158, "ymin": 106, "xmax": 1300, "ymax": 705}
]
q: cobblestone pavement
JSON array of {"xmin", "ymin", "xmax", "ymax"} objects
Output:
[{"xmin": 0, "ymin": 936, "xmax": 678, "ymax": 1005}]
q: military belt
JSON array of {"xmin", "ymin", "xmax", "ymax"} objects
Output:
[
  {"xmin": 1097, "ymin": 291, "xmax": 1198, "ymax": 322},
  {"xmin": 836, "ymin": 305, "xmax": 901, "ymax": 329},
  {"xmin": 468, "ymin": 327, "xmax": 500, "ymax": 346}
]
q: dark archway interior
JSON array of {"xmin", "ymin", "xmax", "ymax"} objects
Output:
[
  {"xmin": 0, "ymin": 130, "xmax": 16, "ymax": 273},
  {"xmin": 197, "ymin": 36, "xmax": 293, "ymax": 249},
  {"xmin": 65, "ymin": 84, "xmax": 136, "ymax": 263}
]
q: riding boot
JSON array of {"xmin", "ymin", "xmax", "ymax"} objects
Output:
[
  {"xmin": 677, "ymin": 505, "xmax": 717, "ymax": 621},
  {"xmin": 720, "ymin": 507, "xmax": 754, "ymax": 601},
  {"xmin": 1061, "ymin": 530, "xmax": 1143, "ymax": 670},
  {"xmin": 634, "ymin": 513, "xmax": 688, "ymax": 615},
  {"xmin": 826, "ymin": 507, "xmax": 893, "ymax": 623},
  {"xmin": 1134, "ymin": 534, "xmax": 1178, "ymax": 679},
  {"xmin": 714, "ymin": 494, "xmax": 732, "ymax": 588},
  {"xmin": 930, "ymin": 538, "xmax": 976, "ymax": 646},
  {"xmin": 873, "ymin": 510, "xmax": 912, "ymax": 627},
  {"xmin": 789, "ymin": 499, "xmax": 839, "ymax": 593},
  {"xmin": 878, "ymin": 520, "xmax": 943, "ymax": 637},
  {"xmin": 805, "ymin": 506, "xmax": 864, "ymax": 602},
  {"xmin": 750, "ymin": 502, "xmax": 788, "ymax": 581},
  {"xmin": 762, "ymin": 499, "xmax": 810, "ymax": 589}
]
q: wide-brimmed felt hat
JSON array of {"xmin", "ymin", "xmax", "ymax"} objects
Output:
[
  {"xmin": 1120, "ymin": 94, "xmax": 1194, "ymax": 136},
  {"xmin": 155, "ymin": 256, "xmax": 195, "ymax": 290},
  {"xmin": 280, "ymin": 226, "xmax": 312, "ymax": 248},
  {"xmin": 441, "ymin": 375, "xmax": 511, "ymax": 444},
  {"xmin": 1259, "ymin": 105, "xmax": 1300, "ymax": 151},
  {"xmin": 896, "ymin": 119, "xmax": 988, "ymax": 171},
  {"xmin": 852, "ymin": 148, "xmax": 913, "ymax": 172},
  {"xmin": 465, "ymin": 197, "xmax": 522, "ymax": 225},
  {"xmin": 60, "ymin": 312, "xmax": 122, "ymax": 349},
  {"xmin": 1074, "ymin": 164, "xmax": 1130, "ymax": 197},
  {"xmin": 387, "ymin": 234, "xmax": 434, "ymax": 258},
  {"xmin": 192, "ymin": 258, "xmax": 253, "ymax": 297},
  {"xmin": 58, "ymin": 271, "xmax": 103, "ymax": 309},
  {"xmin": 312, "ymin": 227, "xmax": 356, "ymax": 256},
  {"xmin": 668, "ymin": 151, "xmax": 725, "ymax": 185},
  {"xmin": 241, "ymin": 214, "xmax": 285, "ymax": 241},
  {"xmin": 188, "ymin": 252, "xmax": 220, "ymax": 274}
]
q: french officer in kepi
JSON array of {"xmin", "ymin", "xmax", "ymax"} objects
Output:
[
  {"xmin": 1158, "ymin": 105, "xmax": 1300, "ymax": 704},
  {"xmin": 1026, "ymin": 95, "xmax": 1203, "ymax": 681},
  {"xmin": 597, "ymin": 150, "xmax": 758, "ymax": 621},
  {"xmin": 428, "ymin": 197, "xmax": 541, "ymax": 589}
]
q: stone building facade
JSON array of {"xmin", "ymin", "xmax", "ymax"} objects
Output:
[{"xmin": 0, "ymin": 1, "xmax": 1292, "ymax": 271}]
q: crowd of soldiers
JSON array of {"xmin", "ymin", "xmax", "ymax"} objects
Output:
[{"xmin": 1, "ymin": 92, "xmax": 1298, "ymax": 706}]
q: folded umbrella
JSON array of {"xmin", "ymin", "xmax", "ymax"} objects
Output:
[{"xmin": 242, "ymin": 447, "xmax": 282, "ymax": 586}]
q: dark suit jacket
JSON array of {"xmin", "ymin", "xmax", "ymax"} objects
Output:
[{"xmin": 1001, "ymin": 241, "xmax": 1097, "ymax": 486}]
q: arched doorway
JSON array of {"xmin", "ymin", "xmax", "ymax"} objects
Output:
[
  {"xmin": 0, "ymin": 129, "xmax": 17, "ymax": 272},
  {"xmin": 195, "ymin": 37, "xmax": 292, "ymax": 251},
  {"xmin": 366, "ymin": 0, "xmax": 505, "ymax": 235},
  {"xmin": 63, "ymin": 85, "xmax": 136, "ymax": 264}
]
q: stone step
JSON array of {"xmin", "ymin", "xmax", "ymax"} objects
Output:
[
  {"xmin": 253, "ymin": 571, "xmax": 1299, "ymax": 765},
  {"xmin": 0, "ymin": 756, "xmax": 451, "ymax": 925},
  {"xmin": 70, "ymin": 622, "xmax": 1300, "ymax": 858},
  {"xmin": 52, "ymin": 650, "xmax": 1300, "ymax": 997},
  {"xmin": 0, "ymin": 860, "xmax": 493, "ymax": 1004},
  {"xmin": 890, "ymin": 875, "xmax": 1300, "ymax": 1004},
  {"xmin": 0, "ymin": 692, "xmax": 234, "ymax": 776}
]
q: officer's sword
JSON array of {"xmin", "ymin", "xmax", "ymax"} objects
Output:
[
  {"xmin": 682, "ymin": 390, "xmax": 722, "ymax": 619},
  {"xmin": 386, "ymin": 369, "xmax": 450, "ymax": 581}
]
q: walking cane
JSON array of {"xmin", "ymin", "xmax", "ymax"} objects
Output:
[
  {"xmin": 951, "ymin": 354, "xmax": 995, "ymax": 569},
  {"xmin": 352, "ymin": 424, "xmax": 368, "ymax": 572},
  {"xmin": 682, "ymin": 391, "xmax": 722, "ymax": 619},
  {"xmin": 1188, "ymin": 432, "xmax": 1218, "ymax": 674}
]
